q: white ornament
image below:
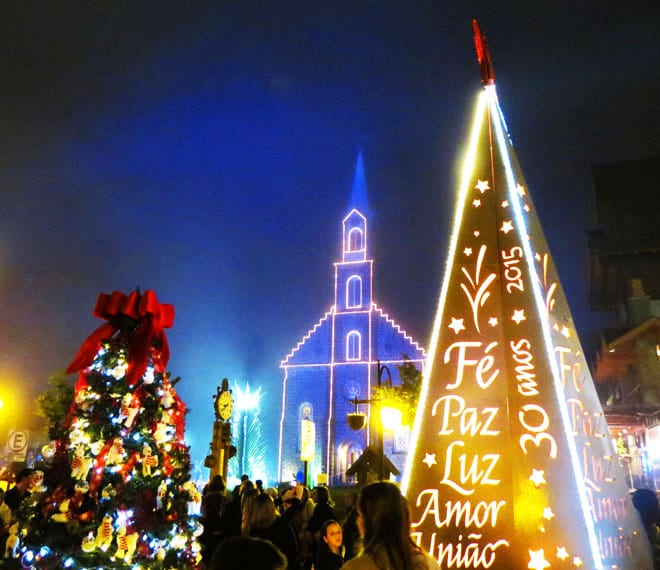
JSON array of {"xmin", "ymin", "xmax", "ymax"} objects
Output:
[
  {"xmin": 41, "ymin": 442, "xmax": 57, "ymax": 459},
  {"xmin": 111, "ymin": 365, "xmax": 126, "ymax": 380},
  {"xmin": 143, "ymin": 368, "xmax": 155, "ymax": 384},
  {"xmin": 71, "ymin": 444, "xmax": 93, "ymax": 481},
  {"xmin": 106, "ymin": 437, "xmax": 125, "ymax": 465},
  {"xmin": 119, "ymin": 393, "xmax": 140, "ymax": 428},
  {"xmin": 156, "ymin": 480, "xmax": 168, "ymax": 510},
  {"xmin": 170, "ymin": 533, "xmax": 187, "ymax": 550},
  {"xmin": 160, "ymin": 389, "xmax": 174, "ymax": 409},
  {"xmin": 183, "ymin": 481, "xmax": 202, "ymax": 516}
]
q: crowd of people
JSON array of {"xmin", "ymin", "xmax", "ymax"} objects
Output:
[
  {"xmin": 0, "ymin": 465, "xmax": 442, "ymax": 569},
  {"xmin": 200, "ymin": 474, "xmax": 350, "ymax": 569},
  {"xmin": 4, "ymin": 466, "xmax": 660, "ymax": 569},
  {"xmin": 200, "ymin": 476, "xmax": 441, "ymax": 570}
]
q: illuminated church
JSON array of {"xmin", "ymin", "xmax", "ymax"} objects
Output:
[{"xmin": 277, "ymin": 154, "xmax": 426, "ymax": 485}]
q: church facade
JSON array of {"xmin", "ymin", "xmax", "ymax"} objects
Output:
[{"xmin": 277, "ymin": 155, "xmax": 426, "ymax": 485}]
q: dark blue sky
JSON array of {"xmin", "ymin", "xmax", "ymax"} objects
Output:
[{"xmin": 1, "ymin": 2, "xmax": 659, "ymax": 479}]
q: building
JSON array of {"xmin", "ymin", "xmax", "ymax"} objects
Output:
[
  {"xmin": 589, "ymin": 156, "xmax": 660, "ymax": 489},
  {"xmin": 277, "ymin": 154, "xmax": 426, "ymax": 485}
]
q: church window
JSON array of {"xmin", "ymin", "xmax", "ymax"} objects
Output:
[
  {"xmin": 346, "ymin": 275, "xmax": 362, "ymax": 308},
  {"xmin": 347, "ymin": 227, "xmax": 364, "ymax": 252},
  {"xmin": 346, "ymin": 331, "xmax": 361, "ymax": 361},
  {"xmin": 337, "ymin": 441, "xmax": 362, "ymax": 484}
]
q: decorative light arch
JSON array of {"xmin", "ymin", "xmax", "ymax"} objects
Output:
[
  {"xmin": 347, "ymin": 227, "xmax": 364, "ymax": 252},
  {"xmin": 346, "ymin": 330, "xmax": 361, "ymax": 361},
  {"xmin": 346, "ymin": 275, "xmax": 363, "ymax": 308}
]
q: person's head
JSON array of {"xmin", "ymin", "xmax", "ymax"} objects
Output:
[
  {"xmin": 208, "ymin": 536, "xmax": 287, "ymax": 570},
  {"xmin": 312, "ymin": 485, "xmax": 331, "ymax": 505},
  {"xmin": 632, "ymin": 488, "xmax": 660, "ymax": 524},
  {"xmin": 14, "ymin": 468, "xmax": 34, "ymax": 490},
  {"xmin": 280, "ymin": 488, "xmax": 300, "ymax": 512},
  {"xmin": 321, "ymin": 519, "xmax": 343, "ymax": 554},
  {"xmin": 208, "ymin": 475, "xmax": 226, "ymax": 493},
  {"xmin": 245, "ymin": 492, "xmax": 278, "ymax": 534},
  {"xmin": 357, "ymin": 481, "xmax": 420, "ymax": 567}
]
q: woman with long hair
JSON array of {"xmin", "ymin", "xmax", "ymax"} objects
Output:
[
  {"xmin": 341, "ymin": 481, "xmax": 439, "ymax": 570},
  {"xmin": 314, "ymin": 519, "xmax": 344, "ymax": 570},
  {"xmin": 244, "ymin": 492, "xmax": 300, "ymax": 569}
]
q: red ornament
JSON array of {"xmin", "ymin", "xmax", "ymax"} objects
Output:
[{"xmin": 66, "ymin": 289, "xmax": 175, "ymax": 386}]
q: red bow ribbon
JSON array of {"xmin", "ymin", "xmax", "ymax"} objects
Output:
[{"xmin": 66, "ymin": 290, "xmax": 175, "ymax": 386}]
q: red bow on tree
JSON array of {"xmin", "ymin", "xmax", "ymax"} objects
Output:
[{"xmin": 66, "ymin": 289, "xmax": 175, "ymax": 386}]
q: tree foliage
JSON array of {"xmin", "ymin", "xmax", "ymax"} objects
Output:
[
  {"xmin": 372, "ymin": 355, "xmax": 422, "ymax": 426},
  {"xmin": 36, "ymin": 370, "xmax": 75, "ymax": 440}
]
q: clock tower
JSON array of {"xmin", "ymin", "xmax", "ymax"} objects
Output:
[{"xmin": 205, "ymin": 378, "xmax": 234, "ymax": 481}]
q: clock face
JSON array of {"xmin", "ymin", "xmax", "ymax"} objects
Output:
[{"xmin": 217, "ymin": 391, "xmax": 233, "ymax": 421}]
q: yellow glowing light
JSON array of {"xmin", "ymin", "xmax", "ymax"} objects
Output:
[
  {"xmin": 573, "ymin": 557, "xmax": 583, "ymax": 567},
  {"xmin": 542, "ymin": 507, "xmax": 555, "ymax": 520},
  {"xmin": 528, "ymin": 548, "xmax": 551, "ymax": 570},
  {"xmin": 472, "ymin": 199, "xmax": 482, "ymax": 207},
  {"xmin": 529, "ymin": 469, "xmax": 546, "ymax": 487},
  {"xmin": 380, "ymin": 406, "xmax": 402, "ymax": 431},
  {"xmin": 464, "ymin": 247, "xmax": 473, "ymax": 256}
]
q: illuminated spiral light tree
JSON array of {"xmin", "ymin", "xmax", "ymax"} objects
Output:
[
  {"xmin": 401, "ymin": 22, "xmax": 653, "ymax": 569},
  {"xmin": 228, "ymin": 382, "xmax": 268, "ymax": 486},
  {"xmin": 15, "ymin": 290, "xmax": 202, "ymax": 569}
]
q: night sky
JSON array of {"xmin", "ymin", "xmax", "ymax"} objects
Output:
[{"xmin": 1, "ymin": 2, "xmax": 659, "ymax": 480}]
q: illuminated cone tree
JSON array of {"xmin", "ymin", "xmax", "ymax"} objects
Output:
[
  {"xmin": 17, "ymin": 290, "xmax": 202, "ymax": 569},
  {"xmin": 401, "ymin": 23, "xmax": 652, "ymax": 570}
]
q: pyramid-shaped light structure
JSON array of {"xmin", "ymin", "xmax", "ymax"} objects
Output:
[{"xmin": 401, "ymin": 21, "xmax": 652, "ymax": 569}]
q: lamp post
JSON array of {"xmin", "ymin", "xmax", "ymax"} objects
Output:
[{"xmin": 347, "ymin": 360, "xmax": 393, "ymax": 481}]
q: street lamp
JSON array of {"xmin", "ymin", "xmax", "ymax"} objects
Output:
[{"xmin": 346, "ymin": 360, "xmax": 395, "ymax": 480}]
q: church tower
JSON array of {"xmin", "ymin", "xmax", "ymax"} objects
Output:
[{"xmin": 278, "ymin": 153, "xmax": 426, "ymax": 485}]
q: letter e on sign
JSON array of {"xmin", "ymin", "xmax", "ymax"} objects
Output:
[{"xmin": 7, "ymin": 429, "xmax": 29, "ymax": 460}]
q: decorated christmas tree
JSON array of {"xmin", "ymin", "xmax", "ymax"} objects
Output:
[
  {"xmin": 14, "ymin": 289, "xmax": 202, "ymax": 569},
  {"xmin": 401, "ymin": 23, "xmax": 653, "ymax": 569}
]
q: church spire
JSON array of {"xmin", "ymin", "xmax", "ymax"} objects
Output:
[{"xmin": 347, "ymin": 150, "xmax": 370, "ymax": 216}]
